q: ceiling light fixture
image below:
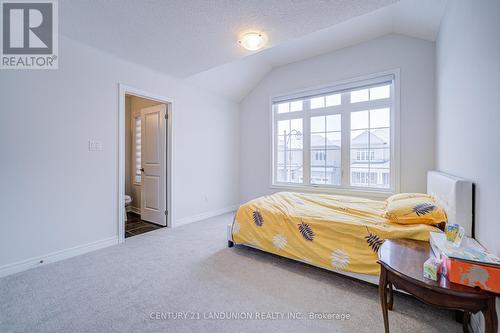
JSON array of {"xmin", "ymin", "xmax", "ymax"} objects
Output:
[{"xmin": 238, "ymin": 32, "xmax": 266, "ymax": 51}]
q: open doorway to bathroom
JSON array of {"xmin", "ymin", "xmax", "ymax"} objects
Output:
[{"xmin": 119, "ymin": 85, "xmax": 173, "ymax": 241}]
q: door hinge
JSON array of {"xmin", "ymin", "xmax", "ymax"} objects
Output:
[
  {"xmin": 165, "ymin": 210, "xmax": 168, "ymax": 215},
  {"xmin": 164, "ymin": 114, "xmax": 168, "ymax": 120}
]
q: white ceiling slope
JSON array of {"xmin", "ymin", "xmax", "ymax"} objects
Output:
[
  {"xmin": 60, "ymin": 0, "xmax": 397, "ymax": 78},
  {"xmin": 185, "ymin": 0, "xmax": 448, "ymax": 102},
  {"xmin": 60, "ymin": 0, "xmax": 446, "ymax": 102}
]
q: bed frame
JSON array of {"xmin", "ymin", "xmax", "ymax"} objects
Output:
[{"xmin": 227, "ymin": 171, "xmax": 474, "ymax": 285}]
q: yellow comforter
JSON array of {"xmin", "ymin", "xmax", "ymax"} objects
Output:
[{"xmin": 232, "ymin": 192, "xmax": 440, "ymax": 275}]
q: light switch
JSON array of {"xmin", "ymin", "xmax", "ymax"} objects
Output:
[{"xmin": 88, "ymin": 140, "xmax": 103, "ymax": 151}]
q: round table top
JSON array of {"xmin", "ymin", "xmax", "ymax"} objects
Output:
[{"xmin": 378, "ymin": 238, "xmax": 491, "ymax": 297}]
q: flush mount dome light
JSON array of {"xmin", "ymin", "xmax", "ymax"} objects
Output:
[{"xmin": 238, "ymin": 32, "xmax": 266, "ymax": 51}]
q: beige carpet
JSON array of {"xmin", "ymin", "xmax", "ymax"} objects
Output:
[{"xmin": 0, "ymin": 213, "xmax": 460, "ymax": 332}]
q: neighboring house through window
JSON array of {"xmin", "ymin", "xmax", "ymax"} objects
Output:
[{"xmin": 271, "ymin": 71, "xmax": 398, "ymax": 193}]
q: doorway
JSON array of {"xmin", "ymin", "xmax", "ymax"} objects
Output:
[{"xmin": 118, "ymin": 85, "xmax": 173, "ymax": 242}]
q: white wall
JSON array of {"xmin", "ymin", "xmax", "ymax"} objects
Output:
[
  {"xmin": 239, "ymin": 34, "xmax": 436, "ymax": 203},
  {"xmin": 436, "ymin": 0, "xmax": 500, "ymax": 254},
  {"xmin": 436, "ymin": 2, "xmax": 500, "ymax": 331},
  {"xmin": 0, "ymin": 35, "xmax": 239, "ymax": 271}
]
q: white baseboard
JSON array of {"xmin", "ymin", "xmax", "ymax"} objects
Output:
[
  {"xmin": 0, "ymin": 236, "xmax": 119, "ymax": 278},
  {"xmin": 128, "ymin": 206, "xmax": 141, "ymax": 215},
  {"xmin": 174, "ymin": 205, "xmax": 237, "ymax": 228}
]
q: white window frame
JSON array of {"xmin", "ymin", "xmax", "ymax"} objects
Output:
[{"xmin": 269, "ymin": 69, "xmax": 400, "ymax": 198}]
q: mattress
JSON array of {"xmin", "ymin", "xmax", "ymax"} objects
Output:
[{"xmin": 232, "ymin": 192, "xmax": 441, "ymax": 275}]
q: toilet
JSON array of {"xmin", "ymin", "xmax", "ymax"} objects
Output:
[{"xmin": 124, "ymin": 195, "xmax": 132, "ymax": 221}]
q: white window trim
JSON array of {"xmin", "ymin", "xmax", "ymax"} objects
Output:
[{"xmin": 269, "ymin": 69, "xmax": 401, "ymax": 198}]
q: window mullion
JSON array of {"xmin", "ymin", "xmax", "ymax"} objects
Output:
[
  {"xmin": 368, "ymin": 109, "xmax": 371, "ymax": 187},
  {"xmin": 341, "ymin": 92, "xmax": 350, "ymax": 187},
  {"xmin": 303, "ymin": 100, "xmax": 311, "ymax": 185},
  {"xmin": 273, "ymin": 117, "xmax": 278, "ymax": 185},
  {"xmin": 274, "ymin": 110, "xmax": 306, "ymax": 121}
]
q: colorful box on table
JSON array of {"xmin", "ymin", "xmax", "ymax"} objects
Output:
[
  {"xmin": 430, "ymin": 232, "xmax": 500, "ymax": 293},
  {"xmin": 423, "ymin": 257, "xmax": 441, "ymax": 281},
  {"xmin": 444, "ymin": 258, "xmax": 500, "ymax": 293}
]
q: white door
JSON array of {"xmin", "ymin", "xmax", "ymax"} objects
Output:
[{"xmin": 140, "ymin": 104, "xmax": 167, "ymax": 226}]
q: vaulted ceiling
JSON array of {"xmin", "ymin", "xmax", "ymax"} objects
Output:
[{"xmin": 60, "ymin": 0, "xmax": 447, "ymax": 102}]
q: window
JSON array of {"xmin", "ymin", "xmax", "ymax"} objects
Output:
[
  {"xmin": 310, "ymin": 114, "xmax": 341, "ymax": 185},
  {"xmin": 355, "ymin": 150, "xmax": 375, "ymax": 161},
  {"xmin": 350, "ymin": 107, "xmax": 390, "ymax": 189},
  {"xmin": 382, "ymin": 172, "xmax": 390, "ymax": 186},
  {"xmin": 134, "ymin": 115, "xmax": 142, "ymax": 183},
  {"xmin": 272, "ymin": 72, "xmax": 397, "ymax": 193},
  {"xmin": 276, "ymin": 118, "xmax": 303, "ymax": 183},
  {"xmin": 351, "ymin": 171, "xmax": 378, "ymax": 185}
]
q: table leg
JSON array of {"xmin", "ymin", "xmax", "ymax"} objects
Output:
[
  {"xmin": 462, "ymin": 311, "xmax": 470, "ymax": 333},
  {"xmin": 387, "ymin": 282, "xmax": 393, "ymax": 311},
  {"xmin": 379, "ymin": 267, "xmax": 390, "ymax": 333},
  {"xmin": 483, "ymin": 297, "xmax": 498, "ymax": 333}
]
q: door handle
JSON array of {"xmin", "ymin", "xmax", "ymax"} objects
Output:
[{"xmin": 140, "ymin": 168, "xmax": 145, "ymax": 172}]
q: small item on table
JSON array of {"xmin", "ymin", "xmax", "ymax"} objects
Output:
[
  {"xmin": 452, "ymin": 226, "xmax": 465, "ymax": 248},
  {"xmin": 445, "ymin": 223, "xmax": 459, "ymax": 241},
  {"xmin": 430, "ymin": 231, "xmax": 500, "ymax": 293},
  {"xmin": 423, "ymin": 256, "xmax": 441, "ymax": 281}
]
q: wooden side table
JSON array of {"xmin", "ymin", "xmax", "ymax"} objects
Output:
[{"xmin": 378, "ymin": 239, "xmax": 498, "ymax": 333}]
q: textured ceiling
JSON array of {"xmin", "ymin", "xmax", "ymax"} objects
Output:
[
  {"xmin": 185, "ymin": 0, "xmax": 448, "ymax": 101},
  {"xmin": 60, "ymin": 0, "xmax": 447, "ymax": 102},
  {"xmin": 60, "ymin": 0, "xmax": 397, "ymax": 77}
]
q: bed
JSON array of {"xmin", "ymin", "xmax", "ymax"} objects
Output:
[{"xmin": 227, "ymin": 171, "xmax": 474, "ymax": 285}]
